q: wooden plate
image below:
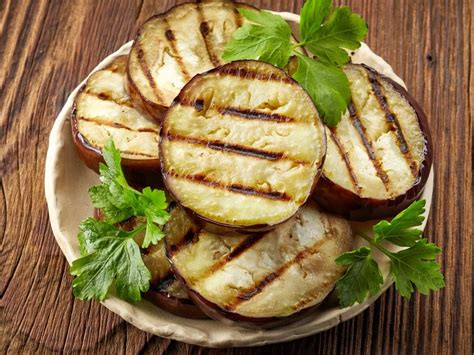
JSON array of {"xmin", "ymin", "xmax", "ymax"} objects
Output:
[{"xmin": 44, "ymin": 12, "xmax": 434, "ymax": 348}]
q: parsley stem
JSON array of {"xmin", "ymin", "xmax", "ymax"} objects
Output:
[
  {"xmin": 358, "ymin": 231, "xmax": 393, "ymax": 257},
  {"xmin": 129, "ymin": 223, "xmax": 146, "ymax": 237}
]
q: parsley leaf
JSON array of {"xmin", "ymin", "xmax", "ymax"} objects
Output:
[
  {"xmin": 388, "ymin": 240, "xmax": 445, "ymax": 298},
  {"xmin": 70, "ymin": 219, "xmax": 150, "ymax": 302},
  {"xmin": 88, "ymin": 140, "xmax": 169, "ymax": 247},
  {"xmin": 304, "ymin": 6, "xmax": 368, "ymax": 65},
  {"xmin": 70, "ymin": 140, "xmax": 171, "ymax": 303},
  {"xmin": 222, "ymin": 0, "xmax": 368, "ymax": 127},
  {"xmin": 373, "ymin": 200, "xmax": 426, "ymax": 247},
  {"xmin": 293, "ymin": 53, "xmax": 351, "ymax": 126},
  {"xmin": 335, "ymin": 247, "xmax": 384, "ymax": 307},
  {"xmin": 335, "ymin": 200, "xmax": 445, "ymax": 307},
  {"xmin": 300, "ymin": 0, "xmax": 332, "ymax": 41},
  {"xmin": 222, "ymin": 8, "xmax": 292, "ymax": 68}
]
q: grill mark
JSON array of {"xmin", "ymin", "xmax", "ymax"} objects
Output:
[
  {"xmin": 233, "ymin": 4, "xmax": 243, "ymax": 27},
  {"xmin": 135, "ymin": 42, "xmax": 164, "ymax": 103},
  {"xmin": 196, "ymin": 5, "xmax": 221, "ymax": 67},
  {"xmin": 117, "ymin": 149, "xmax": 157, "ymax": 158},
  {"xmin": 169, "ymin": 229, "xmax": 196, "ymax": 254},
  {"xmin": 78, "ymin": 116, "xmax": 159, "ymax": 134},
  {"xmin": 166, "ymin": 171, "xmax": 292, "ymax": 201},
  {"xmin": 226, "ymin": 237, "xmax": 329, "ymax": 310},
  {"xmin": 167, "ymin": 133, "xmax": 290, "ymax": 161},
  {"xmin": 163, "ymin": 20, "xmax": 191, "ymax": 81},
  {"xmin": 348, "ymin": 103, "xmax": 391, "ymax": 192},
  {"xmin": 84, "ymin": 91, "xmax": 135, "ymax": 108},
  {"xmin": 328, "ymin": 130, "xmax": 362, "ymax": 195},
  {"xmin": 219, "ymin": 107, "xmax": 296, "ymax": 123},
  {"xmin": 366, "ymin": 69, "xmax": 418, "ymax": 176},
  {"xmin": 206, "ymin": 234, "xmax": 265, "ymax": 275},
  {"xmin": 218, "ymin": 67, "xmax": 292, "ymax": 83}
]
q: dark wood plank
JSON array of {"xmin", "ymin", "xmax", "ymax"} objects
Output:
[{"xmin": 1, "ymin": 0, "xmax": 471, "ymax": 354}]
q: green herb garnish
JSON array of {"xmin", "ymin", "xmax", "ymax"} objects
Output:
[
  {"xmin": 222, "ymin": 0, "xmax": 368, "ymax": 126},
  {"xmin": 335, "ymin": 200, "xmax": 445, "ymax": 307},
  {"xmin": 70, "ymin": 140, "xmax": 169, "ymax": 302}
]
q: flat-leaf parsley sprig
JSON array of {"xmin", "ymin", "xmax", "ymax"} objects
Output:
[
  {"xmin": 222, "ymin": 0, "xmax": 368, "ymax": 126},
  {"xmin": 335, "ymin": 200, "xmax": 445, "ymax": 307},
  {"xmin": 70, "ymin": 140, "xmax": 170, "ymax": 302}
]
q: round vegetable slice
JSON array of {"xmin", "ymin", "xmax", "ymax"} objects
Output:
[
  {"xmin": 160, "ymin": 60, "xmax": 326, "ymax": 231},
  {"xmin": 127, "ymin": 1, "xmax": 252, "ymax": 121},
  {"xmin": 167, "ymin": 201, "xmax": 352, "ymax": 328},
  {"xmin": 314, "ymin": 64, "xmax": 433, "ymax": 220},
  {"xmin": 71, "ymin": 56, "xmax": 161, "ymax": 187}
]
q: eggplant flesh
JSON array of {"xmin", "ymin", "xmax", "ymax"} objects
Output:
[
  {"xmin": 167, "ymin": 201, "xmax": 352, "ymax": 326},
  {"xmin": 160, "ymin": 60, "xmax": 326, "ymax": 231},
  {"xmin": 315, "ymin": 64, "xmax": 432, "ymax": 220}
]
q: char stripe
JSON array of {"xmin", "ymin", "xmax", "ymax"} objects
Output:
[
  {"xmin": 166, "ymin": 171, "xmax": 292, "ymax": 201},
  {"xmin": 233, "ymin": 4, "xmax": 243, "ymax": 27},
  {"xmin": 136, "ymin": 43, "xmax": 164, "ymax": 103},
  {"xmin": 348, "ymin": 103, "xmax": 391, "ymax": 191},
  {"xmin": 169, "ymin": 229, "xmax": 196, "ymax": 254},
  {"xmin": 226, "ymin": 236, "xmax": 329, "ymax": 310},
  {"xmin": 196, "ymin": 5, "xmax": 221, "ymax": 67},
  {"xmin": 84, "ymin": 91, "xmax": 134, "ymax": 108},
  {"xmin": 79, "ymin": 116, "xmax": 159, "ymax": 134},
  {"xmin": 218, "ymin": 67, "xmax": 293, "ymax": 83},
  {"xmin": 366, "ymin": 69, "xmax": 418, "ymax": 176},
  {"xmin": 166, "ymin": 133, "xmax": 288, "ymax": 161},
  {"xmin": 329, "ymin": 130, "xmax": 362, "ymax": 195},
  {"xmin": 219, "ymin": 107, "xmax": 295, "ymax": 123},
  {"xmin": 206, "ymin": 234, "xmax": 266, "ymax": 275},
  {"xmin": 163, "ymin": 19, "xmax": 191, "ymax": 81}
]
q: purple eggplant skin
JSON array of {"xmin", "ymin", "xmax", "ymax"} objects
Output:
[
  {"xmin": 314, "ymin": 65, "xmax": 433, "ymax": 221},
  {"xmin": 143, "ymin": 287, "xmax": 208, "ymax": 320}
]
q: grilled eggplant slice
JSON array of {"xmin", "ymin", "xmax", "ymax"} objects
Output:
[
  {"xmin": 314, "ymin": 64, "xmax": 432, "ymax": 220},
  {"xmin": 127, "ymin": 1, "xmax": 251, "ymax": 120},
  {"xmin": 94, "ymin": 207, "xmax": 207, "ymax": 319},
  {"xmin": 127, "ymin": 1, "xmax": 302, "ymax": 121},
  {"xmin": 160, "ymin": 60, "xmax": 326, "ymax": 231},
  {"xmin": 71, "ymin": 56, "xmax": 161, "ymax": 187},
  {"xmin": 167, "ymin": 201, "xmax": 352, "ymax": 328}
]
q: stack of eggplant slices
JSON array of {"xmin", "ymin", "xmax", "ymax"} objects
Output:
[{"xmin": 71, "ymin": 1, "xmax": 432, "ymax": 327}]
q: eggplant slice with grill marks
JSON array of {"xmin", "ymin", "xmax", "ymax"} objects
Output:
[
  {"xmin": 71, "ymin": 56, "xmax": 162, "ymax": 187},
  {"xmin": 167, "ymin": 201, "xmax": 352, "ymax": 328},
  {"xmin": 160, "ymin": 60, "xmax": 326, "ymax": 232},
  {"xmin": 314, "ymin": 64, "xmax": 432, "ymax": 220},
  {"xmin": 127, "ymin": 1, "xmax": 251, "ymax": 121}
]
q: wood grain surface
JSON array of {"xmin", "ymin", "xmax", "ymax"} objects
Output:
[{"xmin": 1, "ymin": 0, "xmax": 472, "ymax": 353}]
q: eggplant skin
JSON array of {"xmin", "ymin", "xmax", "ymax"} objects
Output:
[
  {"xmin": 167, "ymin": 202, "xmax": 352, "ymax": 328},
  {"xmin": 314, "ymin": 64, "xmax": 433, "ymax": 220},
  {"xmin": 70, "ymin": 56, "xmax": 162, "ymax": 188},
  {"xmin": 160, "ymin": 60, "xmax": 326, "ymax": 232},
  {"xmin": 144, "ymin": 275, "xmax": 208, "ymax": 319}
]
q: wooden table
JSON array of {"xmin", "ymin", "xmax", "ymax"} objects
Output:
[{"xmin": 1, "ymin": 0, "xmax": 472, "ymax": 353}]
